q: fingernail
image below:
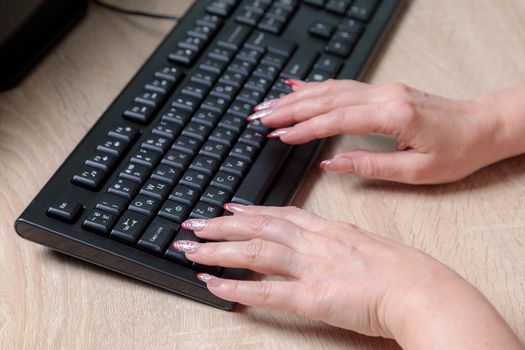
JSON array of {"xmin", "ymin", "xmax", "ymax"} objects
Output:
[
  {"xmin": 253, "ymin": 99, "xmax": 279, "ymax": 112},
  {"xmin": 267, "ymin": 129, "xmax": 290, "ymax": 138},
  {"xmin": 197, "ymin": 273, "xmax": 214, "ymax": 283},
  {"xmin": 182, "ymin": 219, "xmax": 208, "ymax": 231},
  {"xmin": 247, "ymin": 109, "xmax": 273, "ymax": 121},
  {"xmin": 320, "ymin": 160, "xmax": 331, "ymax": 169},
  {"xmin": 223, "ymin": 202, "xmax": 246, "ymax": 213},
  {"xmin": 284, "ymin": 79, "xmax": 304, "ymax": 87},
  {"xmin": 172, "ymin": 240, "xmax": 200, "ymax": 253}
]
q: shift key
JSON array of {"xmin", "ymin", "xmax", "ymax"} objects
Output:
[{"xmin": 138, "ymin": 218, "xmax": 179, "ymax": 255}]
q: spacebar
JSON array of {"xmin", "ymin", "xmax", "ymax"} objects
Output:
[{"xmin": 232, "ymin": 139, "xmax": 293, "ymax": 205}]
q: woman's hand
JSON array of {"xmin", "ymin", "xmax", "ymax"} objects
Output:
[
  {"xmin": 172, "ymin": 204, "xmax": 524, "ymax": 349},
  {"xmin": 247, "ymin": 80, "xmax": 525, "ymax": 184}
]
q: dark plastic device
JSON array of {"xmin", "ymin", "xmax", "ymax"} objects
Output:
[
  {"xmin": 0, "ymin": 0, "xmax": 88, "ymax": 90},
  {"xmin": 15, "ymin": 0, "xmax": 405, "ymax": 310}
]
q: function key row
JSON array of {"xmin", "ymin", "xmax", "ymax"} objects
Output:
[{"xmin": 235, "ymin": 0, "xmax": 299, "ymax": 34}]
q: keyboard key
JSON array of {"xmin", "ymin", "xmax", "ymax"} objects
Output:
[
  {"xmin": 192, "ymin": 109, "xmax": 222, "ymax": 128},
  {"xmin": 196, "ymin": 14, "xmax": 224, "ymax": 30},
  {"xmin": 138, "ymin": 217, "xmax": 179, "ymax": 255},
  {"xmin": 130, "ymin": 148, "xmax": 161, "ymax": 168},
  {"xmin": 257, "ymin": 14, "xmax": 286, "ymax": 34},
  {"xmin": 308, "ymin": 21, "xmax": 335, "ymax": 39},
  {"xmin": 187, "ymin": 24, "xmax": 216, "ymax": 41},
  {"xmin": 145, "ymin": 78, "xmax": 175, "ymax": 94},
  {"xmin": 181, "ymin": 81, "xmax": 211, "ymax": 99},
  {"xmin": 230, "ymin": 142, "xmax": 258, "ymax": 162},
  {"xmin": 210, "ymin": 82, "xmax": 239, "ymax": 100},
  {"xmin": 96, "ymin": 193, "xmax": 128, "ymax": 216},
  {"xmin": 247, "ymin": 119, "xmax": 271, "ymax": 133},
  {"xmin": 182, "ymin": 122, "xmax": 212, "ymax": 142},
  {"xmin": 199, "ymin": 140, "xmax": 229, "ymax": 160},
  {"xmin": 47, "ymin": 199, "xmax": 83, "ymax": 223},
  {"xmin": 208, "ymin": 45, "xmax": 236, "ymax": 62},
  {"xmin": 236, "ymin": 46, "xmax": 263, "ymax": 63},
  {"xmin": 111, "ymin": 210, "xmax": 150, "ymax": 244},
  {"xmin": 151, "ymin": 164, "xmax": 182, "ymax": 186},
  {"xmin": 210, "ymin": 171, "xmax": 241, "ymax": 191},
  {"xmin": 119, "ymin": 162, "xmax": 150, "ymax": 183},
  {"xmin": 169, "ymin": 184, "xmax": 200, "ymax": 206},
  {"xmin": 191, "ymin": 69, "xmax": 220, "ymax": 87},
  {"xmin": 168, "ymin": 47, "xmax": 199, "ymax": 66},
  {"xmin": 314, "ymin": 54, "xmax": 343, "ymax": 74},
  {"xmin": 158, "ymin": 200, "xmax": 191, "ymax": 223},
  {"xmin": 190, "ymin": 202, "xmax": 223, "ymax": 219},
  {"xmin": 348, "ymin": 0, "xmax": 378, "ymax": 21},
  {"xmin": 107, "ymin": 178, "xmax": 139, "ymax": 200},
  {"xmin": 245, "ymin": 31, "xmax": 297, "ymax": 57},
  {"xmin": 108, "ymin": 125, "xmax": 138, "ymax": 143},
  {"xmin": 239, "ymin": 129, "xmax": 265, "ymax": 148},
  {"xmin": 325, "ymin": 0, "xmax": 352, "ymax": 14},
  {"xmin": 85, "ymin": 151, "xmax": 116, "ymax": 172},
  {"xmin": 123, "ymin": 103, "xmax": 154, "ymax": 124},
  {"xmin": 201, "ymin": 95, "xmax": 230, "ymax": 114},
  {"xmin": 83, "ymin": 210, "xmax": 117, "ymax": 235},
  {"xmin": 252, "ymin": 63, "xmax": 280, "ymax": 80},
  {"xmin": 244, "ymin": 76, "xmax": 273, "ymax": 94},
  {"xmin": 201, "ymin": 186, "xmax": 232, "ymax": 207},
  {"xmin": 154, "ymin": 66, "xmax": 184, "ymax": 82},
  {"xmin": 161, "ymin": 107, "xmax": 192, "ymax": 125},
  {"xmin": 190, "ymin": 155, "xmax": 219, "ymax": 175},
  {"xmin": 220, "ymin": 156, "xmax": 250, "ymax": 176},
  {"xmin": 96, "ymin": 137, "xmax": 128, "ymax": 157},
  {"xmin": 140, "ymin": 179, "xmax": 171, "ymax": 200},
  {"xmin": 171, "ymin": 95, "xmax": 201, "ymax": 113},
  {"xmin": 228, "ymin": 100, "xmax": 256, "ymax": 118},
  {"xmin": 72, "ymin": 165, "xmax": 106, "ymax": 190},
  {"xmin": 228, "ymin": 59, "xmax": 255, "ymax": 76},
  {"xmin": 180, "ymin": 170, "xmax": 211, "ymax": 191},
  {"xmin": 129, "ymin": 194, "xmax": 161, "ymax": 217},
  {"xmin": 209, "ymin": 127, "xmax": 239, "ymax": 147},
  {"xmin": 236, "ymin": 87, "xmax": 265, "ymax": 104},
  {"xmin": 219, "ymin": 113, "xmax": 246, "ymax": 132},
  {"xmin": 171, "ymin": 136, "xmax": 202, "ymax": 156},
  {"xmin": 217, "ymin": 23, "xmax": 252, "ymax": 50},
  {"xmin": 207, "ymin": 0, "xmax": 236, "ymax": 17},
  {"xmin": 151, "ymin": 119, "xmax": 181, "ymax": 139},
  {"xmin": 281, "ymin": 47, "xmax": 318, "ymax": 79},
  {"xmin": 179, "ymin": 35, "xmax": 208, "ymax": 51},
  {"xmin": 141, "ymin": 134, "xmax": 171, "ymax": 153},
  {"xmin": 134, "ymin": 90, "xmax": 163, "ymax": 108},
  {"xmin": 306, "ymin": 68, "xmax": 334, "ymax": 82},
  {"xmin": 163, "ymin": 149, "xmax": 193, "ymax": 168},
  {"xmin": 233, "ymin": 139, "xmax": 292, "ymax": 205},
  {"xmin": 165, "ymin": 229, "xmax": 202, "ymax": 266}
]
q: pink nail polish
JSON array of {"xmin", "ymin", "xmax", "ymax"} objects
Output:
[
  {"xmin": 247, "ymin": 109, "xmax": 273, "ymax": 121},
  {"xmin": 182, "ymin": 219, "xmax": 208, "ymax": 231},
  {"xmin": 172, "ymin": 240, "xmax": 200, "ymax": 253},
  {"xmin": 283, "ymin": 79, "xmax": 304, "ymax": 87},
  {"xmin": 223, "ymin": 202, "xmax": 246, "ymax": 213},
  {"xmin": 320, "ymin": 160, "xmax": 331, "ymax": 169},
  {"xmin": 197, "ymin": 273, "xmax": 213, "ymax": 283},
  {"xmin": 254, "ymin": 99, "xmax": 279, "ymax": 112},
  {"xmin": 267, "ymin": 129, "xmax": 289, "ymax": 138}
]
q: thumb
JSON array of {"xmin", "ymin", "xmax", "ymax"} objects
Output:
[{"xmin": 320, "ymin": 150, "xmax": 430, "ymax": 184}]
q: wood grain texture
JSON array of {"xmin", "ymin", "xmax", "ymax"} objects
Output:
[{"xmin": 1, "ymin": 1, "xmax": 524, "ymax": 349}]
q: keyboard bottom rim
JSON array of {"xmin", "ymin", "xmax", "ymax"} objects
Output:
[{"xmin": 15, "ymin": 140, "xmax": 324, "ymax": 311}]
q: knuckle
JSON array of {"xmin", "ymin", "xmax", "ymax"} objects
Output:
[
  {"xmin": 386, "ymin": 99, "xmax": 417, "ymax": 124},
  {"xmin": 254, "ymin": 283, "xmax": 273, "ymax": 304},
  {"xmin": 251, "ymin": 215, "xmax": 273, "ymax": 234},
  {"xmin": 243, "ymin": 238, "xmax": 265, "ymax": 262}
]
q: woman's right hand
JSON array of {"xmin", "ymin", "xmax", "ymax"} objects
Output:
[{"xmin": 248, "ymin": 80, "xmax": 525, "ymax": 184}]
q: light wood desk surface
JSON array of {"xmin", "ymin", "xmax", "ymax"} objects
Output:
[{"xmin": 1, "ymin": 1, "xmax": 524, "ymax": 348}]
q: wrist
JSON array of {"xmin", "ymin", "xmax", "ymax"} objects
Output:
[{"xmin": 474, "ymin": 89, "xmax": 525, "ymax": 161}]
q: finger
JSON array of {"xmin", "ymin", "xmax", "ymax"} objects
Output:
[
  {"xmin": 175, "ymin": 239, "xmax": 305, "ymax": 278},
  {"xmin": 250, "ymin": 82, "xmax": 378, "ymax": 128},
  {"xmin": 181, "ymin": 215, "xmax": 306, "ymax": 249},
  {"xmin": 320, "ymin": 150, "xmax": 431, "ymax": 184},
  {"xmin": 197, "ymin": 274, "xmax": 303, "ymax": 312},
  {"xmin": 223, "ymin": 204, "xmax": 331, "ymax": 233}
]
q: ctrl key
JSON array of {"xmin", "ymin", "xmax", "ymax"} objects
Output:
[
  {"xmin": 82, "ymin": 210, "xmax": 117, "ymax": 235},
  {"xmin": 47, "ymin": 199, "xmax": 83, "ymax": 223}
]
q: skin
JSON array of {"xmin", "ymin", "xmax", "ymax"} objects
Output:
[
  {"xmin": 253, "ymin": 80, "xmax": 525, "ymax": 184},
  {"xmin": 171, "ymin": 80, "xmax": 525, "ymax": 348}
]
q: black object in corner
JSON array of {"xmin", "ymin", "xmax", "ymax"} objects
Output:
[{"xmin": 0, "ymin": 0, "xmax": 88, "ymax": 91}]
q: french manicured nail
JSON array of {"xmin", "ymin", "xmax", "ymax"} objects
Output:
[
  {"xmin": 247, "ymin": 109, "xmax": 273, "ymax": 121},
  {"xmin": 223, "ymin": 202, "xmax": 246, "ymax": 213},
  {"xmin": 197, "ymin": 273, "xmax": 214, "ymax": 283},
  {"xmin": 267, "ymin": 129, "xmax": 290, "ymax": 138},
  {"xmin": 172, "ymin": 240, "xmax": 200, "ymax": 253},
  {"xmin": 320, "ymin": 160, "xmax": 331, "ymax": 169},
  {"xmin": 284, "ymin": 79, "xmax": 304, "ymax": 87},
  {"xmin": 182, "ymin": 219, "xmax": 208, "ymax": 231},
  {"xmin": 253, "ymin": 99, "xmax": 279, "ymax": 112}
]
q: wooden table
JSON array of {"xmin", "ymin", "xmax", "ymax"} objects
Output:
[{"xmin": 1, "ymin": 1, "xmax": 524, "ymax": 348}]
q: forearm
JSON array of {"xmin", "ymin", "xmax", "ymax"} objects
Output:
[
  {"xmin": 394, "ymin": 277, "xmax": 524, "ymax": 350},
  {"xmin": 477, "ymin": 84, "xmax": 525, "ymax": 161}
]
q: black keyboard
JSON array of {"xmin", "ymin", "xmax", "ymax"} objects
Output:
[{"xmin": 15, "ymin": 0, "xmax": 404, "ymax": 310}]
